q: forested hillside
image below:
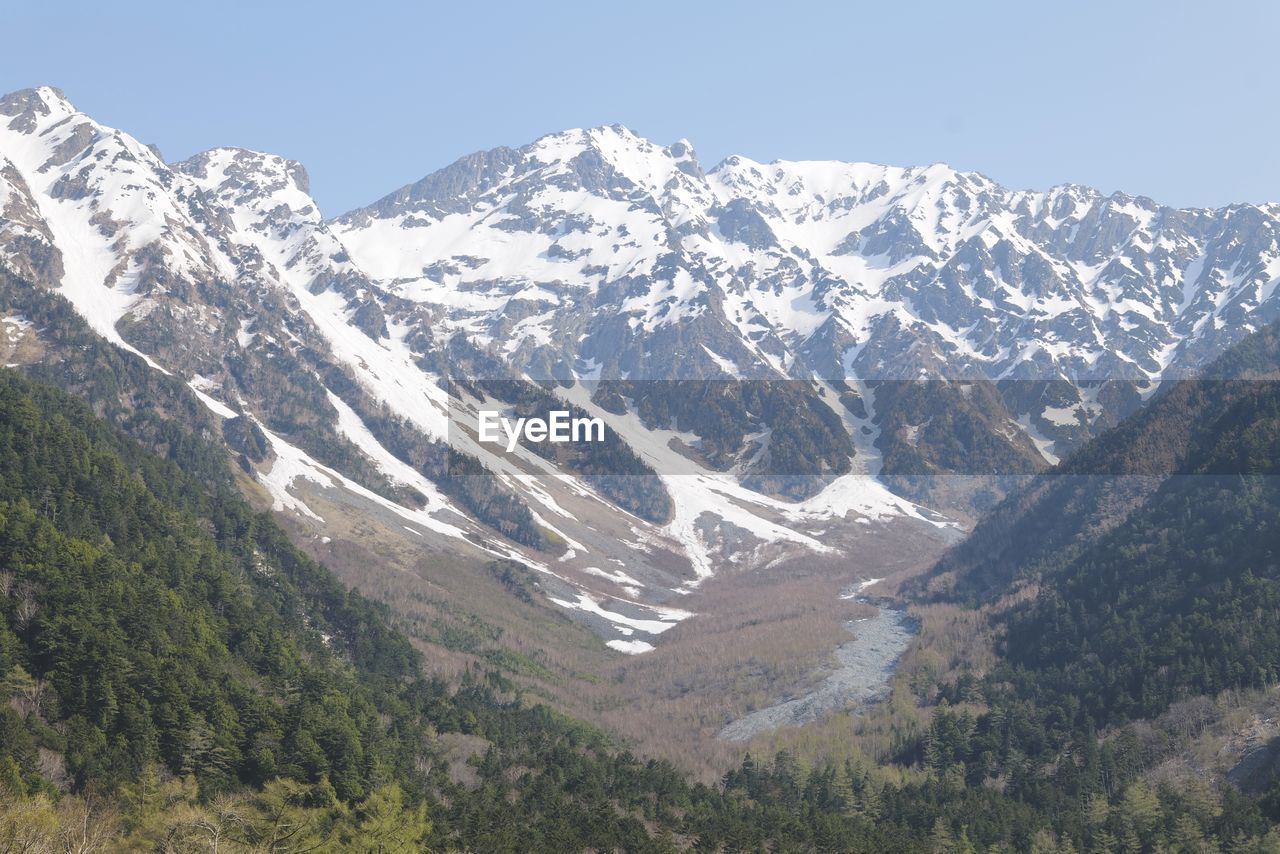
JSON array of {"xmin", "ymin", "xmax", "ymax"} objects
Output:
[
  {"xmin": 924, "ymin": 320, "xmax": 1280, "ymax": 603},
  {"xmin": 0, "ymin": 370, "xmax": 1146, "ymax": 850},
  {"xmin": 884, "ymin": 320, "xmax": 1280, "ymax": 851}
]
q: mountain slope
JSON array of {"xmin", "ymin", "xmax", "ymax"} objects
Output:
[
  {"xmin": 0, "ymin": 87, "xmax": 948, "ymax": 655},
  {"xmin": 0, "ymin": 369, "xmax": 856, "ymax": 849},
  {"xmin": 924, "ymin": 320, "xmax": 1280, "ymax": 603},
  {"xmin": 811, "ymin": 321, "xmax": 1280, "ymax": 850},
  {"xmin": 334, "ymin": 123, "xmax": 1280, "ymax": 460},
  {"xmin": 3, "ymin": 84, "xmax": 1280, "ymax": 655},
  {"xmin": 0, "ymin": 368, "xmax": 422, "ymax": 797},
  {"xmin": 0, "ymin": 365, "xmax": 1161, "ymax": 854},
  {"xmin": 3, "ymin": 311, "xmax": 1277, "ymax": 851},
  {"xmin": 902, "ymin": 319, "xmax": 1280, "ymax": 784},
  {"xmin": 964, "ymin": 321, "xmax": 1280, "ymax": 719},
  {"xmin": 6, "ymin": 84, "xmax": 1280, "ymax": 850}
]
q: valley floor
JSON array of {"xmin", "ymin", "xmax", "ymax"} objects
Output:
[
  {"xmin": 274, "ymin": 473, "xmax": 954, "ymax": 778},
  {"xmin": 718, "ymin": 600, "xmax": 915, "ymax": 742}
]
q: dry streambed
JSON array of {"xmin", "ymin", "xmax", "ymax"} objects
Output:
[{"xmin": 717, "ymin": 587, "xmax": 914, "ymax": 742}]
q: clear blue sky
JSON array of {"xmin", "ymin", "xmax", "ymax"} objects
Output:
[{"xmin": 5, "ymin": 0, "xmax": 1277, "ymax": 215}]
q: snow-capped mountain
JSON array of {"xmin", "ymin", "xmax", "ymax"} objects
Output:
[
  {"xmin": 332, "ymin": 123, "xmax": 1280, "ymax": 466},
  {"xmin": 334, "ymin": 122, "xmax": 1280, "ymax": 382},
  {"xmin": 2, "ymin": 86, "xmax": 1278, "ymax": 652}
]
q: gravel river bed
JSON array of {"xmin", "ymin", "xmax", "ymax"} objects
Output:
[{"xmin": 718, "ymin": 588, "xmax": 915, "ymax": 742}]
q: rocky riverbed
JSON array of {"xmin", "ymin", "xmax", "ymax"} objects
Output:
[{"xmin": 718, "ymin": 584, "xmax": 915, "ymax": 741}]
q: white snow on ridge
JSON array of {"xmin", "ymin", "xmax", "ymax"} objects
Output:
[
  {"xmin": 549, "ymin": 379, "xmax": 943, "ymax": 582},
  {"xmin": 583, "ymin": 565, "xmax": 644, "ymax": 588},
  {"xmin": 0, "ymin": 88, "xmax": 197, "ymax": 373},
  {"xmin": 256, "ymin": 425, "xmax": 331, "ymax": 523},
  {"xmin": 606, "ymin": 639, "xmax": 655, "ymax": 655},
  {"xmin": 177, "ymin": 148, "xmax": 456, "ymax": 442},
  {"xmin": 253, "ymin": 418, "xmax": 475, "ymax": 543},
  {"xmin": 700, "ymin": 345, "xmax": 742, "ymax": 377},
  {"xmin": 324, "ymin": 389, "xmax": 455, "ymax": 511},
  {"xmin": 547, "ymin": 591, "xmax": 692, "ymax": 635},
  {"xmin": 1041, "ymin": 405, "xmax": 1082, "ymax": 427},
  {"xmin": 187, "ymin": 378, "xmax": 238, "ymax": 419},
  {"xmin": 1016, "ymin": 414, "xmax": 1061, "ymax": 466},
  {"xmin": 0, "ymin": 91, "xmax": 946, "ymax": 661},
  {"xmin": 840, "ymin": 577, "xmax": 885, "ymax": 599}
]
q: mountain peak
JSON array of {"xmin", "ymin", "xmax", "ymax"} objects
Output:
[
  {"xmin": 179, "ymin": 146, "xmax": 313, "ymax": 199},
  {"xmin": 0, "ymin": 86, "xmax": 78, "ymax": 130},
  {"xmin": 528, "ymin": 123, "xmax": 655, "ymax": 160},
  {"xmin": 521, "ymin": 124, "xmax": 708, "ymax": 198}
]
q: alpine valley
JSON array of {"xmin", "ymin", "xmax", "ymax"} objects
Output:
[{"xmin": 4, "ymin": 84, "xmax": 1280, "ymax": 850}]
